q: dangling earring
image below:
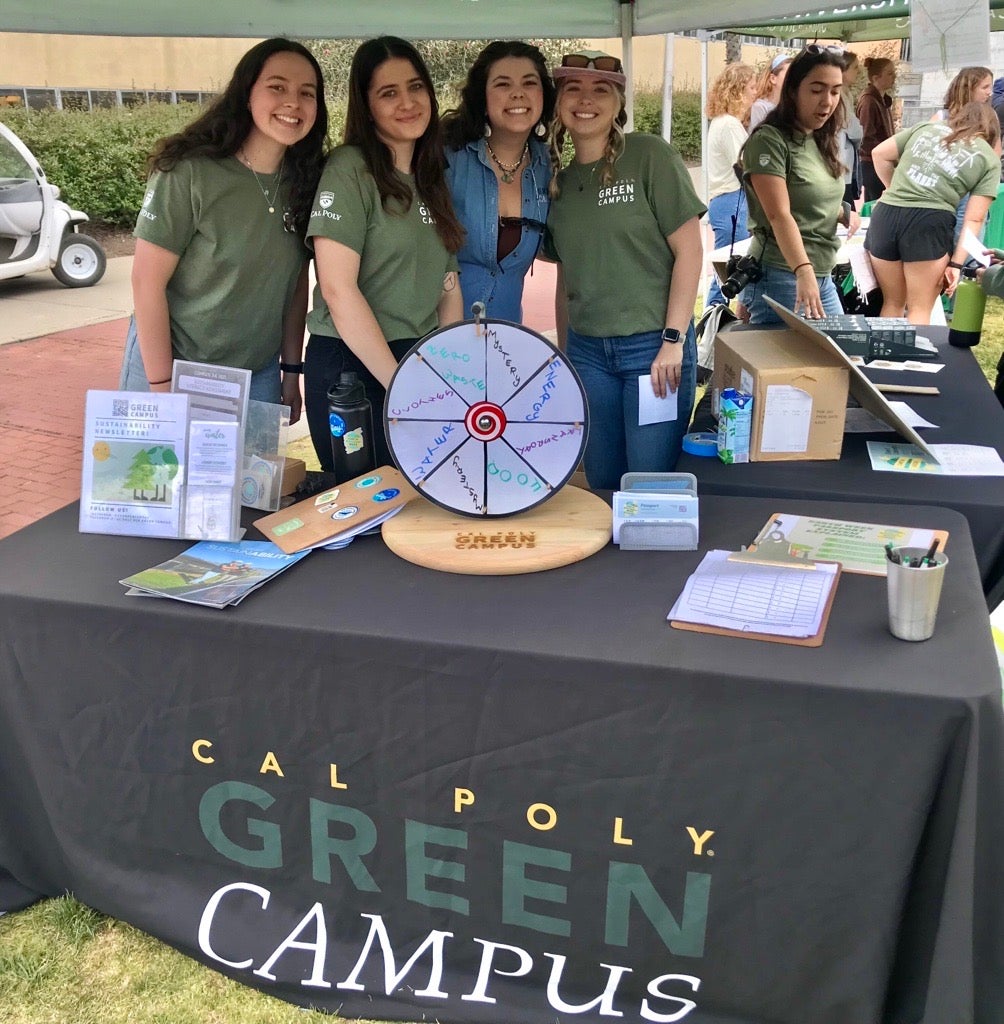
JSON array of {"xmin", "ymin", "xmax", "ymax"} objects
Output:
[{"xmin": 535, "ymin": 121, "xmax": 547, "ymax": 139}]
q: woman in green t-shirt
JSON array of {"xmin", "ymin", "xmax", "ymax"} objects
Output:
[
  {"xmin": 546, "ymin": 50, "xmax": 705, "ymax": 488},
  {"xmin": 740, "ymin": 46, "xmax": 860, "ymax": 325},
  {"xmin": 865, "ymin": 102, "xmax": 1000, "ymax": 324},
  {"xmin": 123, "ymin": 38, "xmax": 329, "ymax": 420},
  {"xmin": 305, "ymin": 37, "xmax": 465, "ymax": 473}
]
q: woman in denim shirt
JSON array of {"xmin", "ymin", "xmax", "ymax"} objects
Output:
[{"xmin": 443, "ymin": 41, "xmax": 554, "ymax": 322}]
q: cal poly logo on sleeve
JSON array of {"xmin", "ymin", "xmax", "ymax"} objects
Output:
[
  {"xmin": 142, "ymin": 189, "xmax": 155, "ymax": 208},
  {"xmin": 319, "ymin": 191, "xmax": 334, "ymax": 209},
  {"xmin": 758, "ymin": 154, "xmax": 770, "ymax": 167},
  {"xmin": 314, "ymin": 191, "xmax": 342, "ymax": 221},
  {"xmin": 139, "ymin": 188, "xmax": 158, "ymax": 221}
]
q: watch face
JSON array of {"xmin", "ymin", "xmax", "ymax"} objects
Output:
[{"xmin": 661, "ymin": 329, "xmax": 682, "ymax": 344}]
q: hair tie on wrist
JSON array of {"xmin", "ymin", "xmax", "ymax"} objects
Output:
[
  {"xmin": 793, "ymin": 262, "xmax": 813, "ymax": 274},
  {"xmin": 279, "ymin": 361, "xmax": 305, "ymax": 373},
  {"xmin": 148, "ymin": 378, "xmax": 171, "ymax": 386},
  {"xmin": 948, "ymin": 260, "xmax": 964, "ymax": 270}
]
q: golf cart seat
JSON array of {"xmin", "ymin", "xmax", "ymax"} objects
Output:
[{"xmin": 0, "ymin": 179, "xmax": 43, "ymax": 259}]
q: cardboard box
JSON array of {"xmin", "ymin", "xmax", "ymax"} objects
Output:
[
  {"xmin": 280, "ymin": 456, "xmax": 306, "ymax": 496},
  {"xmin": 713, "ymin": 327, "xmax": 849, "ymax": 461}
]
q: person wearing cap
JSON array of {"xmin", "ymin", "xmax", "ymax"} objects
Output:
[
  {"xmin": 544, "ymin": 50, "xmax": 706, "ymax": 488},
  {"xmin": 749, "ymin": 54, "xmax": 793, "ymax": 131},
  {"xmin": 740, "ymin": 45, "xmax": 858, "ymax": 323}
]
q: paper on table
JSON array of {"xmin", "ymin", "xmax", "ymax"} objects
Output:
[
  {"xmin": 638, "ymin": 374, "xmax": 678, "ymax": 426},
  {"xmin": 867, "ymin": 441, "xmax": 1004, "ymax": 475},
  {"xmin": 667, "ymin": 549, "xmax": 838, "ymax": 638},
  {"xmin": 760, "ymin": 385, "xmax": 811, "ymax": 453},
  {"xmin": 862, "ymin": 357, "xmax": 944, "ymax": 373},
  {"xmin": 844, "ymin": 401, "xmax": 937, "ymax": 433}
]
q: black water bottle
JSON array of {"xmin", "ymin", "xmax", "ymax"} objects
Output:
[{"xmin": 327, "ymin": 371, "xmax": 375, "ymax": 482}]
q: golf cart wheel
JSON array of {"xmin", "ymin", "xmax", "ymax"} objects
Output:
[{"xmin": 52, "ymin": 232, "xmax": 107, "ymax": 288}]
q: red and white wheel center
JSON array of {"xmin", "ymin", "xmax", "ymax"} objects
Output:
[{"xmin": 464, "ymin": 401, "xmax": 507, "ymax": 442}]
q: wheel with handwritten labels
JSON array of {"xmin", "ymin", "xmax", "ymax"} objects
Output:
[{"xmin": 384, "ymin": 319, "xmax": 588, "ymax": 517}]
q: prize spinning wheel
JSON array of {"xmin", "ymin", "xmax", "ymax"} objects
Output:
[{"xmin": 385, "ymin": 316, "xmax": 588, "ymax": 517}]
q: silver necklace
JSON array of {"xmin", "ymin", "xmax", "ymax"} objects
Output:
[
  {"xmin": 486, "ymin": 140, "xmax": 528, "ymax": 184},
  {"xmin": 239, "ymin": 149, "xmax": 283, "ymax": 214},
  {"xmin": 573, "ymin": 160, "xmax": 597, "ymax": 192}
]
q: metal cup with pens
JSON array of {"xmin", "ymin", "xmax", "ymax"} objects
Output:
[{"xmin": 885, "ymin": 540, "xmax": 947, "ymax": 642}]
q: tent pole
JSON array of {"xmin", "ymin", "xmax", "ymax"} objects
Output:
[
  {"xmin": 621, "ymin": 0, "xmax": 634, "ymax": 131},
  {"xmin": 661, "ymin": 33, "xmax": 674, "ymax": 142}
]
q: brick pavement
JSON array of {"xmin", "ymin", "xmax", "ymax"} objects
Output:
[{"xmin": 0, "ymin": 260, "xmax": 558, "ymax": 543}]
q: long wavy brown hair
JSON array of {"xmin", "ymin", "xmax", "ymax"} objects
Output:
[{"xmin": 344, "ymin": 36, "xmax": 464, "ymax": 253}]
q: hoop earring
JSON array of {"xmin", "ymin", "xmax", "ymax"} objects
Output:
[
  {"xmin": 535, "ymin": 121, "xmax": 547, "ymax": 138},
  {"xmin": 483, "ymin": 122, "xmax": 492, "ymax": 139}
]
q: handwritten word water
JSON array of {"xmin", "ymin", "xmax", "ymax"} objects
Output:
[{"xmin": 409, "ymin": 423, "xmax": 456, "ymax": 479}]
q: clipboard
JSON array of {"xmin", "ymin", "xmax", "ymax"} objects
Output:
[{"xmin": 669, "ymin": 545, "xmax": 841, "ymax": 647}]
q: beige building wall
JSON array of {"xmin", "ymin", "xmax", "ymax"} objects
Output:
[{"xmin": 0, "ymin": 33, "xmax": 261, "ymax": 91}]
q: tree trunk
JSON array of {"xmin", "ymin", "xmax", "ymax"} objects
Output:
[{"xmin": 725, "ymin": 33, "xmax": 742, "ymax": 64}]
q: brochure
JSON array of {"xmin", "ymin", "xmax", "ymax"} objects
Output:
[
  {"xmin": 120, "ymin": 540, "xmax": 309, "ymax": 609},
  {"xmin": 80, "ymin": 391, "xmax": 190, "ymax": 538}
]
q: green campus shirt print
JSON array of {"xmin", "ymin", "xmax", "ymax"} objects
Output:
[
  {"xmin": 545, "ymin": 133, "xmax": 706, "ymax": 338},
  {"xmin": 743, "ymin": 125, "xmax": 844, "ymax": 275},
  {"xmin": 306, "ymin": 146, "xmax": 458, "ymax": 342},
  {"xmin": 134, "ymin": 156, "xmax": 305, "ymax": 372},
  {"xmin": 878, "ymin": 122, "xmax": 1000, "ymax": 215}
]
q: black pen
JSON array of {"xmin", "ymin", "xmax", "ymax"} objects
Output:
[
  {"xmin": 922, "ymin": 538, "xmax": 940, "ymax": 567},
  {"xmin": 884, "ymin": 543, "xmax": 900, "ymax": 565}
]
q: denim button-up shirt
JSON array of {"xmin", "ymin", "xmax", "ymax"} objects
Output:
[{"xmin": 445, "ymin": 136, "xmax": 551, "ymax": 323}]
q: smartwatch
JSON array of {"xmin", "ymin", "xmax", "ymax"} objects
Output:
[{"xmin": 661, "ymin": 327, "xmax": 683, "ymax": 345}]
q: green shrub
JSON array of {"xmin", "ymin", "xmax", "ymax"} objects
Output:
[
  {"xmin": 1, "ymin": 104, "xmax": 195, "ymax": 226},
  {"xmin": 633, "ymin": 89, "xmax": 701, "ymax": 161}
]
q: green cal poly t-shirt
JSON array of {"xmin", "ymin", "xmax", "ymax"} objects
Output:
[
  {"xmin": 545, "ymin": 133, "xmax": 706, "ymax": 337},
  {"xmin": 306, "ymin": 145, "xmax": 458, "ymax": 340},
  {"xmin": 134, "ymin": 156, "xmax": 306, "ymax": 371},
  {"xmin": 743, "ymin": 125, "xmax": 844, "ymax": 275},
  {"xmin": 878, "ymin": 121, "xmax": 1000, "ymax": 214}
]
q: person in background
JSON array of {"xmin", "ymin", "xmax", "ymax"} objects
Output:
[
  {"xmin": 933, "ymin": 67, "xmax": 995, "ymax": 244},
  {"xmin": 856, "ymin": 56, "xmax": 896, "ymax": 202},
  {"xmin": 740, "ymin": 45, "xmax": 859, "ymax": 324},
  {"xmin": 704, "ymin": 62, "xmax": 755, "ymax": 308},
  {"xmin": 442, "ymin": 41, "xmax": 554, "ymax": 323},
  {"xmin": 865, "ymin": 102, "xmax": 1000, "ymax": 324},
  {"xmin": 838, "ymin": 51, "xmax": 864, "ymax": 205},
  {"xmin": 749, "ymin": 54, "xmax": 793, "ymax": 131},
  {"xmin": 304, "ymin": 37, "xmax": 464, "ymax": 472},
  {"xmin": 545, "ymin": 50, "xmax": 705, "ymax": 487},
  {"xmin": 124, "ymin": 38, "xmax": 328, "ymax": 423}
]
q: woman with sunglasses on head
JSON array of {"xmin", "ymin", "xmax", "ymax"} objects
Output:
[
  {"xmin": 442, "ymin": 41, "xmax": 554, "ymax": 322},
  {"xmin": 123, "ymin": 38, "xmax": 328, "ymax": 422},
  {"xmin": 864, "ymin": 102, "xmax": 1000, "ymax": 324},
  {"xmin": 856, "ymin": 57, "xmax": 896, "ymax": 202},
  {"xmin": 304, "ymin": 37, "xmax": 465, "ymax": 472},
  {"xmin": 749, "ymin": 54, "xmax": 794, "ymax": 131},
  {"xmin": 740, "ymin": 45, "xmax": 857, "ymax": 324},
  {"xmin": 545, "ymin": 50, "xmax": 705, "ymax": 488},
  {"xmin": 704, "ymin": 62, "xmax": 756, "ymax": 308}
]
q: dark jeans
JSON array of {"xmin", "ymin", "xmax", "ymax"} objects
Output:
[
  {"xmin": 861, "ymin": 160, "xmax": 885, "ymax": 204},
  {"xmin": 304, "ymin": 334, "xmax": 416, "ymax": 473}
]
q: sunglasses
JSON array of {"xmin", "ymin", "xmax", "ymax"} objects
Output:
[
  {"xmin": 561, "ymin": 54, "xmax": 623, "ymax": 74},
  {"xmin": 804, "ymin": 44, "xmax": 845, "ymax": 56}
]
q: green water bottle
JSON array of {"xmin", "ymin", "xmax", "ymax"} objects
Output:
[{"xmin": 949, "ymin": 267, "xmax": 986, "ymax": 347}]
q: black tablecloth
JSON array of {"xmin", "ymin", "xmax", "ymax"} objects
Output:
[
  {"xmin": 682, "ymin": 326, "xmax": 1004, "ymax": 608},
  {"xmin": 0, "ymin": 498, "xmax": 1002, "ymax": 1024}
]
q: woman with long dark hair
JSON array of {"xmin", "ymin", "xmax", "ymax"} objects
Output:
[
  {"xmin": 865, "ymin": 102, "xmax": 1000, "ymax": 324},
  {"xmin": 123, "ymin": 38, "xmax": 329, "ymax": 421},
  {"xmin": 546, "ymin": 50, "xmax": 705, "ymax": 487},
  {"xmin": 442, "ymin": 40, "xmax": 555, "ymax": 322},
  {"xmin": 740, "ymin": 45, "xmax": 858, "ymax": 323},
  {"xmin": 304, "ymin": 36, "xmax": 465, "ymax": 472}
]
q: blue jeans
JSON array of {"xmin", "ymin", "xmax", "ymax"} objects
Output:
[
  {"xmin": 706, "ymin": 189, "xmax": 749, "ymax": 308},
  {"xmin": 565, "ymin": 325, "xmax": 696, "ymax": 490},
  {"xmin": 741, "ymin": 262, "xmax": 843, "ymax": 325},
  {"xmin": 118, "ymin": 316, "xmax": 281, "ymax": 402}
]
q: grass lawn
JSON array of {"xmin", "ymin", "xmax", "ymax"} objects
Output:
[{"xmin": 3, "ymin": 307, "xmax": 1003, "ymax": 1023}]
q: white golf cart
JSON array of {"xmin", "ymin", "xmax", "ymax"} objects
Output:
[{"xmin": 0, "ymin": 122, "xmax": 107, "ymax": 288}]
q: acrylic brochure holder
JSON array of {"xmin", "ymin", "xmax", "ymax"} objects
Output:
[{"xmin": 614, "ymin": 471, "xmax": 698, "ymax": 550}]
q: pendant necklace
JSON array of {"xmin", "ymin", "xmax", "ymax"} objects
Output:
[
  {"xmin": 486, "ymin": 140, "xmax": 528, "ymax": 184},
  {"xmin": 239, "ymin": 149, "xmax": 284, "ymax": 214},
  {"xmin": 574, "ymin": 160, "xmax": 597, "ymax": 193}
]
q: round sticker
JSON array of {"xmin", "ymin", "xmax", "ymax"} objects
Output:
[
  {"xmin": 329, "ymin": 412, "xmax": 346, "ymax": 438},
  {"xmin": 758, "ymin": 153, "xmax": 770, "ymax": 167},
  {"xmin": 356, "ymin": 475, "xmax": 382, "ymax": 488},
  {"xmin": 332, "ymin": 506, "xmax": 359, "ymax": 519},
  {"xmin": 373, "ymin": 488, "xmax": 400, "ymax": 502}
]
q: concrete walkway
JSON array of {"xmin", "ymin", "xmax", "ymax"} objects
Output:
[{"xmin": 0, "ymin": 256, "xmax": 560, "ymax": 542}]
